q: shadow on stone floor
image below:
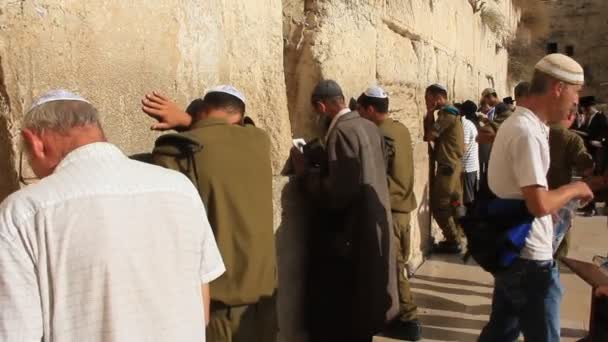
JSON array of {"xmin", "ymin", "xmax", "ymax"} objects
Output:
[
  {"xmin": 561, "ymin": 327, "xmax": 588, "ymax": 339},
  {"xmin": 414, "ymin": 274, "xmax": 494, "ymax": 289},
  {"xmin": 413, "ymin": 292, "xmax": 491, "ymax": 316},
  {"xmin": 419, "ymin": 326, "xmax": 481, "ymax": 342},
  {"xmin": 411, "ymin": 282, "xmax": 493, "ymax": 299},
  {"xmin": 418, "ymin": 314, "xmax": 487, "ymax": 330}
]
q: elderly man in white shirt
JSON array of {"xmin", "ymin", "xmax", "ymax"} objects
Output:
[{"xmin": 0, "ymin": 90, "xmax": 225, "ymax": 341}]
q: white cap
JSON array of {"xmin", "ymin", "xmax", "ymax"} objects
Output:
[
  {"xmin": 29, "ymin": 89, "xmax": 89, "ymax": 112},
  {"xmin": 535, "ymin": 54, "xmax": 585, "ymax": 85},
  {"xmin": 205, "ymin": 85, "xmax": 246, "ymax": 104},
  {"xmin": 364, "ymin": 86, "xmax": 388, "ymax": 99}
]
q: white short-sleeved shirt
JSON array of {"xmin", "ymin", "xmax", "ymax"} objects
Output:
[
  {"xmin": 0, "ymin": 142, "xmax": 225, "ymax": 341},
  {"xmin": 488, "ymin": 107, "xmax": 553, "ymax": 261},
  {"xmin": 461, "ymin": 117, "xmax": 479, "ymax": 173}
]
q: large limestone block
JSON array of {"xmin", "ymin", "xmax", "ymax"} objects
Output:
[
  {"xmin": 313, "ymin": 1, "xmax": 378, "ymax": 102},
  {"xmin": 376, "ymin": 25, "xmax": 420, "ymax": 85},
  {"xmin": 0, "ymin": 0, "xmax": 291, "ymax": 173}
]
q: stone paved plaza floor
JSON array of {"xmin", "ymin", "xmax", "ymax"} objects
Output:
[{"xmin": 375, "ymin": 214, "xmax": 608, "ymax": 342}]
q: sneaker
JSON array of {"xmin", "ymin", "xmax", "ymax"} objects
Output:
[
  {"xmin": 383, "ymin": 319, "xmax": 422, "ymax": 341},
  {"xmin": 432, "ymin": 241, "xmax": 462, "ymax": 254}
]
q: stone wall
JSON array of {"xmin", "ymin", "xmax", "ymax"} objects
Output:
[
  {"xmin": 0, "ymin": 1, "xmax": 519, "ymax": 341},
  {"xmin": 541, "ymin": 0, "xmax": 608, "ymax": 101},
  {"xmin": 284, "ymin": 0, "xmax": 518, "ymax": 276}
]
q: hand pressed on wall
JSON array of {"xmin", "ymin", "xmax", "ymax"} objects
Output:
[{"xmin": 142, "ymin": 92, "xmax": 193, "ymax": 131}]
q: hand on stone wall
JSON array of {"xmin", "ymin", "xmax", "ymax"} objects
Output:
[{"xmin": 141, "ymin": 92, "xmax": 193, "ymax": 131}]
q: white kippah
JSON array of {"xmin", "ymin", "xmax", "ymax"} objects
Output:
[
  {"xmin": 364, "ymin": 86, "xmax": 388, "ymax": 99},
  {"xmin": 205, "ymin": 85, "xmax": 246, "ymax": 104},
  {"xmin": 535, "ymin": 54, "xmax": 585, "ymax": 85},
  {"xmin": 29, "ymin": 89, "xmax": 89, "ymax": 112}
]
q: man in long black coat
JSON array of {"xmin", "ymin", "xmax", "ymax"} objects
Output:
[{"xmin": 291, "ymin": 80, "xmax": 399, "ymax": 342}]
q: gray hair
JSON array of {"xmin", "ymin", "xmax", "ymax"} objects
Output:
[{"xmin": 23, "ymin": 100, "xmax": 101, "ymax": 133}]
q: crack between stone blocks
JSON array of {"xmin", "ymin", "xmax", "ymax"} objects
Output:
[{"xmin": 381, "ymin": 17, "xmax": 422, "ymax": 42}]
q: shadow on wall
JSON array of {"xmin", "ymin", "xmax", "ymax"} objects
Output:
[
  {"xmin": 283, "ymin": 0, "xmax": 323, "ymax": 140},
  {"xmin": 416, "ymin": 182, "xmax": 432, "ymax": 258},
  {"xmin": 0, "ymin": 115, "xmax": 19, "ymax": 203},
  {"xmin": 0, "ymin": 54, "xmax": 19, "ymax": 202},
  {"xmin": 275, "ymin": 177, "xmax": 310, "ymax": 342}
]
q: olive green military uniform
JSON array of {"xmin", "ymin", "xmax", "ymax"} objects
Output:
[
  {"xmin": 429, "ymin": 106, "xmax": 464, "ymax": 244},
  {"xmin": 152, "ymin": 117, "xmax": 277, "ymax": 342},
  {"xmin": 380, "ymin": 118, "xmax": 419, "ymax": 322},
  {"xmin": 547, "ymin": 123, "xmax": 593, "ymax": 257}
]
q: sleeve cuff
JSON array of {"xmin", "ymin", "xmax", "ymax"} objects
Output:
[{"xmin": 201, "ymin": 264, "xmax": 226, "ymax": 284}]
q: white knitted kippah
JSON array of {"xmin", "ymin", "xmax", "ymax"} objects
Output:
[
  {"xmin": 29, "ymin": 89, "xmax": 89, "ymax": 112},
  {"xmin": 364, "ymin": 86, "xmax": 388, "ymax": 99},
  {"xmin": 205, "ymin": 85, "xmax": 246, "ymax": 104},
  {"xmin": 535, "ymin": 54, "xmax": 585, "ymax": 85}
]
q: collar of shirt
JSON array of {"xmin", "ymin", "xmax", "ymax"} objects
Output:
[
  {"xmin": 191, "ymin": 117, "xmax": 231, "ymax": 130},
  {"xmin": 54, "ymin": 142, "xmax": 125, "ymax": 174},
  {"xmin": 516, "ymin": 106, "xmax": 549, "ymax": 141},
  {"xmin": 324, "ymin": 108, "xmax": 351, "ymax": 143}
]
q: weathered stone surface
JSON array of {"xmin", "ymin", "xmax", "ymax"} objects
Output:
[
  {"xmin": 0, "ymin": 1, "xmax": 520, "ymax": 340},
  {"xmin": 0, "ymin": 0, "xmax": 291, "ymax": 172},
  {"xmin": 540, "ymin": 0, "xmax": 608, "ymax": 101},
  {"xmin": 284, "ymin": 0, "xmax": 518, "ymax": 269}
]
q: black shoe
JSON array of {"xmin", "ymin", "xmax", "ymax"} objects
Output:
[
  {"xmin": 383, "ymin": 319, "xmax": 422, "ymax": 341},
  {"xmin": 432, "ymin": 241, "xmax": 462, "ymax": 254}
]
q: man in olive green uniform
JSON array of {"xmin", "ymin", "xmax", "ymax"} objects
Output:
[
  {"xmin": 548, "ymin": 104, "xmax": 594, "ymax": 257},
  {"xmin": 291, "ymin": 80, "xmax": 399, "ymax": 342},
  {"xmin": 423, "ymin": 84, "xmax": 465, "ymax": 254},
  {"xmin": 357, "ymin": 86, "xmax": 421, "ymax": 341},
  {"xmin": 142, "ymin": 86, "xmax": 277, "ymax": 342}
]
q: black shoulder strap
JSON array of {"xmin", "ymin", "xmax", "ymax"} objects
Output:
[
  {"xmin": 383, "ymin": 135, "xmax": 396, "ymax": 173},
  {"xmin": 154, "ymin": 133, "xmax": 204, "ymax": 192}
]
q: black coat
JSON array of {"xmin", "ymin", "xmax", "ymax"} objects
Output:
[
  {"xmin": 583, "ymin": 112, "xmax": 608, "ymax": 158},
  {"xmin": 302, "ymin": 111, "xmax": 399, "ymax": 340},
  {"xmin": 585, "ymin": 111, "xmax": 608, "ymax": 142}
]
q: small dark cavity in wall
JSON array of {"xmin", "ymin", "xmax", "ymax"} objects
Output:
[{"xmin": 0, "ymin": 56, "xmax": 19, "ymax": 201}]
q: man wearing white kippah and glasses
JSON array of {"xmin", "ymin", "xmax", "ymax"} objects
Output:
[
  {"xmin": 0, "ymin": 90, "xmax": 225, "ymax": 341},
  {"xmin": 479, "ymin": 54, "xmax": 594, "ymax": 341}
]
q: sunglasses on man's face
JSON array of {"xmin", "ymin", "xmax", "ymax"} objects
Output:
[{"xmin": 19, "ymin": 151, "xmax": 39, "ymax": 186}]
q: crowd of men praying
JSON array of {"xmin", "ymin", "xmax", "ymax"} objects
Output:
[{"xmin": 0, "ymin": 52, "xmax": 605, "ymax": 342}]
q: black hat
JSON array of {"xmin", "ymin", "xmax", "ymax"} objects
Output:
[
  {"xmin": 311, "ymin": 80, "xmax": 344, "ymax": 102},
  {"xmin": 580, "ymin": 96, "xmax": 596, "ymax": 108},
  {"xmin": 348, "ymin": 97, "xmax": 358, "ymax": 111},
  {"xmin": 503, "ymin": 97, "xmax": 514, "ymax": 105},
  {"xmin": 461, "ymin": 100, "xmax": 478, "ymax": 116}
]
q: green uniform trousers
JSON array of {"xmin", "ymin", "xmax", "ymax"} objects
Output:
[
  {"xmin": 393, "ymin": 212, "xmax": 418, "ymax": 321},
  {"xmin": 207, "ymin": 294, "xmax": 278, "ymax": 342},
  {"xmin": 431, "ymin": 165, "xmax": 463, "ymax": 244}
]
